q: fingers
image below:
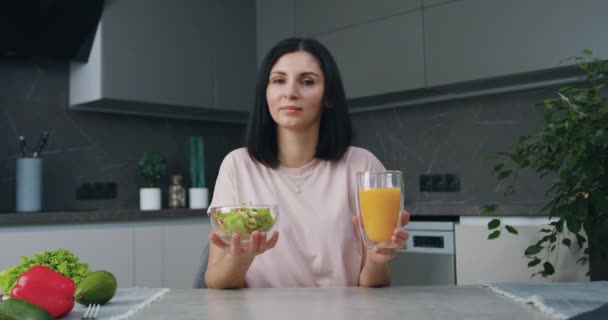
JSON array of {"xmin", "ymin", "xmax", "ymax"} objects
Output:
[
  {"xmin": 392, "ymin": 229, "xmax": 409, "ymax": 249},
  {"xmin": 352, "ymin": 215, "xmax": 360, "ymax": 226},
  {"xmin": 243, "ymin": 231, "xmax": 279, "ymax": 255},
  {"xmin": 401, "ymin": 210, "xmax": 411, "ymax": 226},
  {"xmin": 265, "ymin": 231, "xmax": 279, "ymax": 249},
  {"xmin": 247, "ymin": 231, "xmax": 261, "ymax": 254},
  {"xmin": 230, "ymin": 233, "xmax": 242, "ymax": 255},
  {"xmin": 372, "ymin": 247, "xmax": 398, "ymax": 258},
  {"xmin": 209, "ymin": 232, "xmax": 229, "ymax": 249}
]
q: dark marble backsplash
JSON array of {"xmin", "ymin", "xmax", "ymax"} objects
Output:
[
  {"xmin": 2, "ymin": 56, "xmax": 558, "ymax": 215},
  {"xmin": 0, "ymin": 57, "xmax": 245, "ymax": 212},
  {"xmin": 351, "ymin": 85, "xmax": 558, "ymax": 214}
]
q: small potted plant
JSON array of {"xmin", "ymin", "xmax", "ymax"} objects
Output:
[
  {"xmin": 137, "ymin": 151, "xmax": 167, "ymax": 210},
  {"xmin": 189, "ymin": 136, "xmax": 208, "ymax": 209}
]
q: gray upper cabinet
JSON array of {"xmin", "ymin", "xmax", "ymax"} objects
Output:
[
  {"xmin": 316, "ymin": 11, "xmax": 425, "ymax": 98},
  {"xmin": 256, "ymin": 0, "xmax": 296, "ymax": 67},
  {"xmin": 212, "ymin": 1, "xmax": 257, "ymax": 114},
  {"xmin": 256, "ymin": 0, "xmax": 426, "ymax": 100},
  {"xmin": 294, "ymin": 0, "xmax": 421, "ymax": 35},
  {"xmin": 70, "ymin": 0, "xmax": 255, "ymax": 122},
  {"xmin": 422, "ymin": 0, "xmax": 454, "ymax": 7},
  {"xmin": 424, "ymin": 0, "xmax": 608, "ymax": 87}
]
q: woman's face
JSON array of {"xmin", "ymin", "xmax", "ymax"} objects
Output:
[{"xmin": 266, "ymin": 51, "xmax": 325, "ymax": 132}]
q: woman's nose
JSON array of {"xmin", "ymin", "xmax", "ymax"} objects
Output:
[{"xmin": 282, "ymin": 82, "xmax": 299, "ymax": 99}]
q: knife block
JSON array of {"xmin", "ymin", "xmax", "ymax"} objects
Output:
[{"xmin": 16, "ymin": 157, "xmax": 43, "ymax": 212}]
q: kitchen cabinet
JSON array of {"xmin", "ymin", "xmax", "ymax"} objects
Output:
[
  {"xmin": 0, "ymin": 217, "xmax": 211, "ymax": 291},
  {"xmin": 422, "ymin": 0, "xmax": 453, "ymax": 7},
  {"xmin": 133, "ymin": 225, "xmax": 164, "ymax": 287},
  {"xmin": 69, "ymin": 0, "xmax": 255, "ymax": 123},
  {"xmin": 257, "ymin": 0, "xmax": 425, "ymax": 100},
  {"xmin": 0, "ymin": 223, "xmax": 135, "ymax": 287},
  {"xmin": 316, "ymin": 10, "xmax": 425, "ymax": 99},
  {"xmin": 163, "ymin": 222, "xmax": 211, "ymax": 289},
  {"xmin": 256, "ymin": 0, "xmax": 295, "ymax": 67},
  {"xmin": 293, "ymin": 0, "xmax": 420, "ymax": 36},
  {"xmin": 257, "ymin": 0, "xmax": 608, "ymax": 104},
  {"xmin": 424, "ymin": 0, "xmax": 608, "ymax": 86},
  {"xmin": 454, "ymin": 217, "xmax": 589, "ymax": 285},
  {"xmin": 133, "ymin": 219, "xmax": 210, "ymax": 289}
]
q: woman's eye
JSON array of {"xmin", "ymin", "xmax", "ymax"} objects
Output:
[
  {"xmin": 271, "ymin": 78, "xmax": 285, "ymax": 84},
  {"xmin": 301, "ymin": 79, "xmax": 314, "ymax": 86}
]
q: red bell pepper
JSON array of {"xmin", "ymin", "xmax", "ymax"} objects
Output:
[{"xmin": 10, "ymin": 265, "xmax": 76, "ymax": 318}]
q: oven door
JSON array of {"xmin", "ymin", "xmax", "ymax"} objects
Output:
[{"xmin": 389, "ymin": 229, "xmax": 456, "ymax": 285}]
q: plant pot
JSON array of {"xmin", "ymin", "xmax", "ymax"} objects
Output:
[
  {"xmin": 16, "ymin": 158, "xmax": 43, "ymax": 212},
  {"xmin": 140, "ymin": 188, "xmax": 161, "ymax": 210},
  {"xmin": 189, "ymin": 188, "xmax": 208, "ymax": 209}
]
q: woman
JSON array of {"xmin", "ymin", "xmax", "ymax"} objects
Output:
[{"xmin": 205, "ymin": 37, "xmax": 409, "ymax": 289}]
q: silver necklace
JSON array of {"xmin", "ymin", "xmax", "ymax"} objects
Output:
[{"xmin": 275, "ymin": 167, "xmax": 314, "ymax": 194}]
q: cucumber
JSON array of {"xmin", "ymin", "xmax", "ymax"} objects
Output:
[{"xmin": 0, "ymin": 298, "xmax": 53, "ymax": 320}]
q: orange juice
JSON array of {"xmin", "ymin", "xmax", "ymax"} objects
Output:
[{"xmin": 358, "ymin": 187, "xmax": 401, "ymax": 243}]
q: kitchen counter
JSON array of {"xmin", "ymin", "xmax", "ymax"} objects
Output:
[
  {"xmin": 127, "ymin": 286, "xmax": 553, "ymax": 320},
  {"xmin": 0, "ymin": 203, "xmax": 549, "ymax": 226},
  {"xmin": 409, "ymin": 203, "xmax": 547, "ymax": 216},
  {"xmin": 0, "ymin": 208, "xmax": 207, "ymax": 226}
]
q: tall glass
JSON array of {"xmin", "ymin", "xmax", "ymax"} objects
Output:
[{"xmin": 356, "ymin": 170, "xmax": 404, "ymax": 248}]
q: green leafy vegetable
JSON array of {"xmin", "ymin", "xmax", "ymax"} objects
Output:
[
  {"xmin": 216, "ymin": 207, "xmax": 275, "ymax": 236},
  {"xmin": 0, "ymin": 248, "xmax": 91, "ymax": 294}
]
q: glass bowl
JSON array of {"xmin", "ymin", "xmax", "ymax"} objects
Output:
[{"xmin": 209, "ymin": 205, "xmax": 279, "ymax": 244}]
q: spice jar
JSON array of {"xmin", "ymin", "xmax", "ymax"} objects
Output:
[{"xmin": 168, "ymin": 174, "xmax": 186, "ymax": 208}]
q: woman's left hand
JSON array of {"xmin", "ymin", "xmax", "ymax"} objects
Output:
[{"xmin": 353, "ymin": 210, "xmax": 410, "ymax": 264}]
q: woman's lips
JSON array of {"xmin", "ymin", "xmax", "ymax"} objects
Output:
[{"xmin": 279, "ymin": 106, "xmax": 302, "ymax": 113}]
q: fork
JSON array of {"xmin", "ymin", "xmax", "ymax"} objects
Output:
[{"xmin": 82, "ymin": 304, "xmax": 100, "ymax": 320}]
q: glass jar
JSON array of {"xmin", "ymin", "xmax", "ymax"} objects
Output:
[{"xmin": 168, "ymin": 174, "xmax": 186, "ymax": 208}]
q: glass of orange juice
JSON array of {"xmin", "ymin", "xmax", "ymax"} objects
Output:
[{"xmin": 356, "ymin": 170, "xmax": 403, "ymax": 248}]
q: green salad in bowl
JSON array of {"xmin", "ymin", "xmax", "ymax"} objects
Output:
[{"xmin": 209, "ymin": 205, "xmax": 278, "ymax": 244}]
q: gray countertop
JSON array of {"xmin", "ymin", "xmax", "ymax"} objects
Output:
[
  {"xmin": 0, "ymin": 208, "xmax": 208, "ymax": 226},
  {"xmin": 0, "ymin": 203, "xmax": 548, "ymax": 226},
  {"xmin": 128, "ymin": 286, "xmax": 553, "ymax": 320},
  {"xmin": 408, "ymin": 203, "xmax": 547, "ymax": 216}
]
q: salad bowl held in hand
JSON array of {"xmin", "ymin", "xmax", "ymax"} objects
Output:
[{"xmin": 209, "ymin": 205, "xmax": 279, "ymax": 244}]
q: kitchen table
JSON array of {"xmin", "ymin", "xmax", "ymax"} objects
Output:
[{"xmin": 127, "ymin": 285, "xmax": 553, "ymax": 320}]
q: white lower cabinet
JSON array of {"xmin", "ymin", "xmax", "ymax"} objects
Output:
[
  {"xmin": 133, "ymin": 218, "xmax": 211, "ymax": 289},
  {"xmin": 163, "ymin": 222, "xmax": 211, "ymax": 289},
  {"xmin": 455, "ymin": 217, "xmax": 589, "ymax": 285},
  {"xmin": 0, "ymin": 217, "xmax": 211, "ymax": 291},
  {"xmin": 0, "ymin": 223, "xmax": 135, "ymax": 288}
]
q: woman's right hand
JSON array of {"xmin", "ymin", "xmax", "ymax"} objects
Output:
[{"xmin": 209, "ymin": 231, "xmax": 279, "ymax": 260}]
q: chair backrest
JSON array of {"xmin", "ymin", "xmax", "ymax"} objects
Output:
[{"xmin": 192, "ymin": 242, "xmax": 209, "ymax": 288}]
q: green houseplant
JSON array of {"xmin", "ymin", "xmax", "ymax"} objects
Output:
[
  {"xmin": 137, "ymin": 151, "xmax": 167, "ymax": 210},
  {"xmin": 483, "ymin": 50, "xmax": 608, "ymax": 279},
  {"xmin": 188, "ymin": 136, "xmax": 208, "ymax": 209}
]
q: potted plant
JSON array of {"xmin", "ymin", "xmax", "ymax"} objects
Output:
[
  {"xmin": 137, "ymin": 151, "xmax": 167, "ymax": 210},
  {"xmin": 483, "ymin": 50, "xmax": 608, "ymax": 280},
  {"xmin": 189, "ymin": 136, "xmax": 208, "ymax": 209}
]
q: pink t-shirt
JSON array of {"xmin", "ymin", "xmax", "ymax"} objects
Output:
[{"xmin": 208, "ymin": 146, "xmax": 384, "ymax": 288}]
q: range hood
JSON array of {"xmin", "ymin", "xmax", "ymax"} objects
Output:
[{"xmin": 0, "ymin": 0, "xmax": 104, "ymax": 61}]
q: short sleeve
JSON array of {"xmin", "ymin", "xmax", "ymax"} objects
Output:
[
  {"xmin": 207, "ymin": 152, "xmax": 237, "ymax": 212},
  {"xmin": 366, "ymin": 152, "xmax": 385, "ymax": 172}
]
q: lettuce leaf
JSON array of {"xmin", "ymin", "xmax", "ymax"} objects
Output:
[{"xmin": 0, "ymin": 248, "xmax": 92, "ymax": 294}]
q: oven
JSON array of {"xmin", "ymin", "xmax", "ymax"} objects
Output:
[{"xmin": 389, "ymin": 220, "xmax": 456, "ymax": 285}]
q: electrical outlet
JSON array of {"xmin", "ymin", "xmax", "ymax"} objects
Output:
[
  {"xmin": 76, "ymin": 182, "xmax": 117, "ymax": 200},
  {"xmin": 419, "ymin": 174, "xmax": 461, "ymax": 192},
  {"xmin": 419, "ymin": 174, "xmax": 433, "ymax": 192},
  {"xmin": 445, "ymin": 174, "xmax": 461, "ymax": 192},
  {"xmin": 432, "ymin": 174, "xmax": 446, "ymax": 192}
]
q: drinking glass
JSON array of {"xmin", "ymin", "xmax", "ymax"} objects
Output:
[{"xmin": 356, "ymin": 170, "xmax": 404, "ymax": 248}]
